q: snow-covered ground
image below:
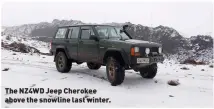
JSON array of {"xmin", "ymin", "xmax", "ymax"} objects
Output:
[
  {"xmin": 1, "ymin": 35, "xmax": 50, "ymax": 53},
  {"xmin": 1, "ymin": 49, "xmax": 213, "ymax": 108}
]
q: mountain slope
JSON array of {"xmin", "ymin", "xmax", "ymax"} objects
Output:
[{"xmin": 2, "ymin": 19, "xmax": 213, "ymax": 63}]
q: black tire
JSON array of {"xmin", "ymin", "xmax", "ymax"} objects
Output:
[
  {"xmin": 55, "ymin": 51, "xmax": 71, "ymax": 73},
  {"xmin": 87, "ymin": 62, "xmax": 101, "ymax": 70},
  {"xmin": 140, "ymin": 63, "xmax": 157, "ymax": 79},
  {"xmin": 106, "ymin": 57, "xmax": 125, "ymax": 86}
]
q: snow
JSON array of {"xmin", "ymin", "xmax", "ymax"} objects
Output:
[
  {"xmin": 1, "ymin": 35, "xmax": 50, "ymax": 53},
  {"xmin": 1, "ymin": 49, "xmax": 213, "ymax": 108}
]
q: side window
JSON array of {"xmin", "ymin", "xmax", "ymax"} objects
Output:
[
  {"xmin": 68, "ymin": 27, "xmax": 80, "ymax": 39},
  {"xmin": 108, "ymin": 28, "xmax": 118, "ymax": 37},
  {"xmin": 80, "ymin": 27, "xmax": 95, "ymax": 40},
  {"xmin": 55, "ymin": 28, "xmax": 67, "ymax": 38},
  {"xmin": 81, "ymin": 29, "xmax": 91, "ymax": 39},
  {"xmin": 95, "ymin": 26, "xmax": 108, "ymax": 39}
]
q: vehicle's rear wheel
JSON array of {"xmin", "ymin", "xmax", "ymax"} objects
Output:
[
  {"xmin": 55, "ymin": 51, "xmax": 71, "ymax": 73},
  {"xmin": 87, "ymin": 62, "xmax": 101, "ymax": 70},
  {"xmin": 106, "ymin": 57, "xmax": 125, "ymax": 86},
  {"xmin": 139, "ymin": 63, "xmax": 157, "ymax": 78}
]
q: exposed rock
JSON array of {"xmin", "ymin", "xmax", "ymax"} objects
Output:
[
  {"xmin": 181, "ymin": 59, "xmax": 206, "ymax": 65},
  {"xmin": 180, "ymin": 67, "xmax": 189, "ymax": 70},
  {"xmin": 168, "ymin": 79, "xmax": 180, "ymax": 86},
  {"xmin": 2, "ymin": 68, "xmax": 9, "ymax": 71},
  {"xmin": 169, "ymin": 95, "xmax": 174, "ymax": 97},
  {"xmin": 2, "ymin": 41, "xmax": 51, "ymax": 56}
]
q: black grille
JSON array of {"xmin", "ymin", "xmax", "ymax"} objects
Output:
[
  {"xmin": 139, "ymin": 47, "xmax": 159, "ymax": 56},
  {"xmin": 150, "ymin": 47, "xmax": 158, "ymax": 52}
]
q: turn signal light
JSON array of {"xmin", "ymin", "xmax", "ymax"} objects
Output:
[
  {"xmin": 131, "ymin": 47, "xmax": 140, "ymax": 56},
  {"xmin": 131, "ymin": 48, "xmax": 135, "ymax": 56}
]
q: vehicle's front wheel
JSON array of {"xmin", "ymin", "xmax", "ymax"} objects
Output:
[
  {"xmin": 139, "ymin": 63, "xmax": 157, "ymax": 79},
  {"xmin": 55, "ymin": 51, "xmax": 71, "ymax": 73},
  {"xmin": 106, "ymin": 57, "xmax": 125, "ymax": 86},
  {"xmin": 87, "ymin": 62, "xmax": 101, "ymax": 70}
]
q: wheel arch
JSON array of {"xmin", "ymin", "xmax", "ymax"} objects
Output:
[
  {"xmin": 54, "ymin": 46, "xmax": 70, "ymax": 62},
  {"xmin": 103, "ymin": 49, "xmax": 129, "ymax": 66}
]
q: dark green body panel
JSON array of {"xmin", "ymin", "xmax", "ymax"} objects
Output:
[{"xmin": 50, "ymin": 25, "xmax": 164, "ymax": 70}]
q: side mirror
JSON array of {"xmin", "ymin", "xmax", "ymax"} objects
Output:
[{"xmin": 90, "ymin": 35, "xmax": 99, "ymax": 41}]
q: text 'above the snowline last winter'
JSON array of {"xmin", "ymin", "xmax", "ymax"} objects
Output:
[{"xmin": 4, "ymin": 88, "xmax": 111, "ymax": 104}]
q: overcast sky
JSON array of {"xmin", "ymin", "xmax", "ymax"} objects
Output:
[{"xmin": 2, "ymin": 2, "xmax": 213, "ymax": 37}]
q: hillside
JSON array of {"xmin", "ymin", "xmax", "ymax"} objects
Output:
[{"xmin": 2, "ymin": 19, "xmax": 213, "ymax": 63}]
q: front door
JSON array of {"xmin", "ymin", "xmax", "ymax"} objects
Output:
[{"xmin": 78, "ymin": 26, "xmax": 99, "ymax": 62}]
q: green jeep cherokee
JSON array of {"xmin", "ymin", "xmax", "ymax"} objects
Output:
[{"xmin": 50, "ymin": 24, "xmax": 164, "ymax": 86}]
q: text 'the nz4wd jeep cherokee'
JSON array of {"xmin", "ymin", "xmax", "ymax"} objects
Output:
[{"xmin": 50, "ymin": 24, "xmax": 164, "ymax": 86}]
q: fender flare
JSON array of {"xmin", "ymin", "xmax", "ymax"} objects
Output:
[
  {"xmin": 54, "ymin": 46, "xmax": 71, "ymax": 61},
  {"xmin": 103, "ymin": 48, "xmax": 130, "ymax": 65}
]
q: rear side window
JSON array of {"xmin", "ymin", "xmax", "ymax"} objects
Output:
[
  {"xmin": 80, "ymin": 27, "xmax": 94, "ymax": 40},
  {"xmin": 55, "ymin": 28, "xmax": 67, "ymax": 38},
  {"xmin": 68, "ymin": 27, "xmax": 80, "ymax": 39},
  {"xmin": 81, "ymin": 29, "xmax": 91, "ymax": 39}
]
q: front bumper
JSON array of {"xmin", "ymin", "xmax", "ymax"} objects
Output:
[{"xmin": 130, "ymin": 56, "xmax": 164, "ymax": 71}]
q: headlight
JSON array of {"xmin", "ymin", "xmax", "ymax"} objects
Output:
[
  {"xmin": 145, "ymin": 48, "xmax": 150, "ymax": 54},
  {"xmin": 134, "ymin": 47, "xmax": 139, "ymax": 52},
  {"xmin": 158, "ymin": 47, "xmax": 162, "ymax": 54}
]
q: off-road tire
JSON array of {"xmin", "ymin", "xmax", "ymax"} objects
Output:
[
  {"xmin": 140, "ymin": 63, "xmax": 157, "ymax": 78},
  {"xmin": 106, "ymin": 57, "xmax": 125, "ymax": 86},
  {"xmin": 87, "ymin": 62, "xmax": 101, "ymax": 70},
  {"xmin": 55, "ymin": 51, "xmax": 71, "ymax": 73}
]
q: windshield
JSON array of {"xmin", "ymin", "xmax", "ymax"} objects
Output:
[
  {"xmin": 95, "ymin": 26, "xmax": 130, "ymax": 40},
  {"xmin": 115, "ymin": 28, "xmax": 130, "ymax": 40}
]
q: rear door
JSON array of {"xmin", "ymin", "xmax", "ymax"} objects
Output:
[
  {"xmin": 78, "ymin": 26, "xmax": 99, "ymax": 62},
  {"xmin": 66, "ymin": 26, "xmax": 80, "ymax": 60},
  {"xmin": 51, "ymin": 27, "xmax": 68, "ymax": 55}
]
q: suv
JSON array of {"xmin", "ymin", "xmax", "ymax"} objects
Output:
[{"xmin": 50, "ymin": 25, "xmax": 164, "ymax": 86}]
